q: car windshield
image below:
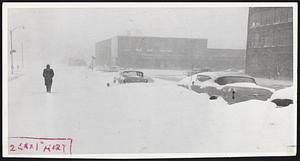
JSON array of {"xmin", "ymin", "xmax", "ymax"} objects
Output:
[
  {"xmin": 197, "ymin": 75, "xmax": 211, "ymax": 82},
  {"xmin": 122, "ymin": 71, "xmax": 143, "ymax": 77},
  {"xmin": 215, "ymin": 76, "xmax": 256, "ymax": 85}
]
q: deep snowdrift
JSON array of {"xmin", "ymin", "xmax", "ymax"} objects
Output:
[{"xmin": 7, "ymin": 67, "xmax": 296, "ymax": 155}]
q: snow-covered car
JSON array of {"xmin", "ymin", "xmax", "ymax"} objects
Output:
[
  {"xmin": 269, "ymin": 86, "xmax": 293, "ymax": 107},
  {"xmin": 178, "ymin": 72, "xmax": 274, "ymax": 104},
  {"xmin": 113, "ymin": 70, "xmax": 149, "ymax": 84}
]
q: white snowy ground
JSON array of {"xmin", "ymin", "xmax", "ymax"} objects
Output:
[
  {"xmin": 8, "ymin": 71, "xmax": 24, "ymax": 81},
  {"xmin": 8, "ymin": 66, "xmax": 296, "ymax": 155}
]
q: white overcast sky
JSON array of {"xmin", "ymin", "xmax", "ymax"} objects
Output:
[{"xmin": 7, "ymin": 7, "xmax": 249, "ymax": 64}]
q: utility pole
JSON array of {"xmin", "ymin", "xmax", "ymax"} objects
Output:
[{"xmin": 8, "ymin": 25, "xmax": 25, "ymax": 74}]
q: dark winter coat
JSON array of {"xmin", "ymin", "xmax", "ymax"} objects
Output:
[{"xmin": 43, "ymin": 68, "xmax": 54, "ymax": 85}]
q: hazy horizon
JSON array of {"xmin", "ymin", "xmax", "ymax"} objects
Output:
[{"xmin": 7, "ymin": 7, "xmax": 249, "ymax": 66}]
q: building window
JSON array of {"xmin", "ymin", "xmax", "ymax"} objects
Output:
[
  {"xmin": 247, "ymin": 34, "xmax": 254, "ymax": 48},
  {"xmin": 251, "ymin": 13, "xmax": 261, "ymax": 27},
  {"xmin": 259, "ymin": 33, "xmax": 266, "ymax": 48},
  {"xmin": 256, "ymin": 13, "xmax": 262, "ymax": 26},
  {"xmin": 288, "ymin": 8, "xmax": 293, "ymax": 22},
  {"xmin": 273, "ymin": 30, "xmax": 280, "ymax": 46},
  {"xmin": 266, "ymin": 9, "xmax": 274, "ymax": 25},
  {"xmin": 281, "ymin": 29, "xmax": 293, "ymax": 46},
  {"xmin": 283, "ymin": 30, "xmax": 290, "ymax": 46},
  {"xmin": 258, "ymin": 32, "xmax": 273, "ymax": 48},
  {"xmin": 278, "ymin": 30, "xmax": 286, "ymax": 46},
  {"xmin": 136, "ymin": 48, "xmax": 142, "ymax": 52},
  {"xmin": 159, "ymin": 49, "xmax": 172, "ymax": 53},
  {"xmin": 274, "ymin": 8, "xmax": 281, "ymax": 23},
  {"xmin": 254, "ymin": 33, "xmax": 260, "ymax": 48},
  {"xmin": 264, "ymin": 32, "xmax": 273, "ymax": 47},
  {"xmin": 247, "ymin": 42, "xmax": 251, "ymax": 48},
  {"xmin": 286, "ymin": 29, "xmax": 293, "ymax": 46},
  {"xmin": 280, "ymin": 8, "xmax": 288, "ymax": 23},
  {"xmin": 250, "ymin": 15, "xmax": 256, "ymax": 28},
  {"xmin": 261, "ymin": 12, "xmax": 267, "ymax": 25},
  {"xmin": 146, "ymin": 49, "xmax": 154, "ymax": 52}
]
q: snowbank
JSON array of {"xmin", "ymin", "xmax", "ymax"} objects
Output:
[
  {"xmin": 7, "ymin": 67, "xmax": 296, "ymax": 155},
  {"xmin": 270, "ymin": 86, "xmax": 294, "ymax": 100}
]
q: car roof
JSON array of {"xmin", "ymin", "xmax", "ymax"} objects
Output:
[{"xmin": 193, "ymin": 72, "xmax": 254, "ymax": 80}]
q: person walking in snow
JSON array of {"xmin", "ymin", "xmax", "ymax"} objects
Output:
[{"xmin": 43, "ymin": 64, "xmax": 54, "ymax": 93}]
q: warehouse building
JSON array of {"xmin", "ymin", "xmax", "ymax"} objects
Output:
[
  {"xmin": 95, "ymin": 35, "xmax": 245, "ymax": 70},
  {"xmin": 245, "ymin": 7, "xmax": 293, "ymax": 79}
]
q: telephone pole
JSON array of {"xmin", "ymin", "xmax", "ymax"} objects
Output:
[{"xmin": 8, "ymin": 25, "xmax": 25, "ymax": 74}]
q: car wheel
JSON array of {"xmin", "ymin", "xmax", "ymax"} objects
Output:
[
  {"xmin": 209, "ymin": 95, "xmax": 218, "ymax": 100},
  {"xmin": 145, "ymin": 80, "xmax": 148, "ymax": 83},
  {"xmin": 271, "ymin": 99, "xmax": 293, "ymax": 107}
]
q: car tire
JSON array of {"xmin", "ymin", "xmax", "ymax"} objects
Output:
[
  {"xmin": 209, "ymin": 95, "xmax": 218, "ymax": 100},
  {"xmin": 145, "ymin": 80, "xmax": 148, "ymax": 83},
  {"xmin": 271, "ymin": 99, "xmax": 293, "ymax": 107}
]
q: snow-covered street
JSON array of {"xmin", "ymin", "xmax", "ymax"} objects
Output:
[{"xmin": 8, "ymin": 66, "xmax": 296, "ymax": 155}]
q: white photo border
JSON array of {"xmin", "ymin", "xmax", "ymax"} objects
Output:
[{"xmin": 2, "ymin": 2, "xmax": 298, "ymax": 159}]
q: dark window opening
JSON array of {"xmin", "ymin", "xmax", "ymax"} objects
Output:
[{"xmin": 215, "ymin": 76, "xmax": 256, "ymax": 85}]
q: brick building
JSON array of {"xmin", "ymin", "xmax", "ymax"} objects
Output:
[
  {"xmin": 246, "ymin": 7, "xmax": 293, "ymax": 79},
  {"xmin": 95, "ymin": 35, "xmax": 245, "ymax": 70}
]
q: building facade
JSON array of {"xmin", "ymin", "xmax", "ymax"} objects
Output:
[
  {"xmin": 95, "ymin": 35, "xmax": 245, "ymax": 70},
  {"xmin": 246, "ymin": 7, "xmax": 293, "ymax": 79}
]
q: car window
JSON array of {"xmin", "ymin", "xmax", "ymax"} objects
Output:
[
  {"xmin": 122, "ymin": 71, "xmax": 143, "ymax": 77},
  {"xmin": 136, "ymin": 72, "xmax": 144, "ymax": 77},
  {"xmin": 196, "ymin": 75, "xmax": 211, "ymax": 82},
  {"xmin": 215, "ymin": 76, "xmax": 256, "ymax": 85}
]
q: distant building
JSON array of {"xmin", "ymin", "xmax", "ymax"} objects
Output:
[
  {"xmin": 205, "ymin": 49, "xmax": 245, "ymax": 71},
  {"xmin": 246, "ymin": 7, "xmax": 293, "ymax": 79},
  {"xmin": 95, "ymin": 35, "xmax": 245, "ymax": 70}
]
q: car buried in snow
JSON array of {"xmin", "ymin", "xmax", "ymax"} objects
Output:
[
  {"xmin": 269, "ymin": 86, "xmax": 293, "ymax": 107},
  {"xmin": 178, "ymin": 72, "xmax": 275, "ymax": 104},
  {"xmin": 113, "ymin": 70, "xmax": 149, "ymax": 84}
]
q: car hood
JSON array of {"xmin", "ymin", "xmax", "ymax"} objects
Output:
[{"xmin": 177, "ymin": 75, "xmax": 196, "ymax": 85}]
